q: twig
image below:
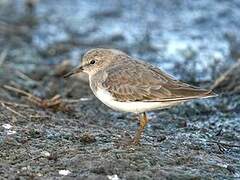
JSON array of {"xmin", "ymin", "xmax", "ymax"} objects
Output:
[
  {"xmin": 29, "ymin": 115, "xmax": 52, "ymax": 121},
  {"xmin": 4, "ymin": 85, "xmax": 41, "ymax": 102},
  {"xmin": 4, "ymin": 85, "xmax": 72, "ymax": 112},
  {"xmin": 0, "ymin": 100, "xmax": 29, "ymax": 107},
  {"xmin": 0, "ymin": 102, "xmax": 25, "ymax": 118}
]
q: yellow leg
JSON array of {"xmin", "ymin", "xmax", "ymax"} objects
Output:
[{"xmin": 132, "ymin": 112, "xmax": 148, "ymax": 145}]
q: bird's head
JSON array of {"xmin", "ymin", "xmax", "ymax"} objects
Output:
[{"xmin": 64, "ymin": 48, "xmax": 126, "ymax": 78}]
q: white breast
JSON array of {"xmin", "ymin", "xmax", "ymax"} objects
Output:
[{"xmin": 94, "ymin": 88, "xmax": 178, "ymax": 113}]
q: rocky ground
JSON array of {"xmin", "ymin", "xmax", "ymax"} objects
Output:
[{"xmin": 0, "ymin": 0, "xmax": 240, "ymax": 179}]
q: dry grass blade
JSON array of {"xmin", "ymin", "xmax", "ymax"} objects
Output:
[
  {"xmin": 0, "ymin": 101, "xmax": 25, "ymax": 118},
  {"xmin": 0, "ymin": 100, "xmax": 29, "ymax": 107},
  {"xmin": 3, "ymin": 85, "xmax": 72, "ymax": 112},
  {"xmin": 4, "ymin": 85, "xmax": 41, "ymax": 102}
]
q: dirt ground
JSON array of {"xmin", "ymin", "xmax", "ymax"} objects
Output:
[{"xmin": 0, "ymin": 0, "xmax": 240, "ymax": 179}]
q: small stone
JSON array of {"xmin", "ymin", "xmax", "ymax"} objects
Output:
[
  {"xmin": 107, "ymin": 174, "xmax": 120, "ymax": 180},
  {"xmin": 47, "ymin": 153, "xmax": 58, "ymax": 161},
  {"xmin": 41, "ymin": 151, "xmax": 50, "ymax": 157},
  {"xmin": 7, "ymin": 130, "xmax": 16, "ymax": 135},
  {"xmin": 21, "ymin": 166, "xmax": 30, "ymax": 171},
  {"xmin": 2, "ymin": 124, "xmax": 12, "ymax": 129},
  {"xmin": 36, "ymin": 173, "xmax": 42, "ymax": 177},
  {"xmin": 21, "ymin": 167, "xmax": 27, "ymax": 171},
  {"xmin": 157, "ymin": 135, "xmax": 166, "ymax": 142},
  {"xmin": 80, "ymin": 132, "xmax": 96, "ymax": 144},
  {"xmin": 59, "ymin": 170, "xmax": 71, "ymax": 176},
  {"xmin": 177, "ymin": 119, "xmax": 188, "ymax": 128},
  {"xmin": 227, "ymin": 165, "xmax": 235, "ymax": 174}
]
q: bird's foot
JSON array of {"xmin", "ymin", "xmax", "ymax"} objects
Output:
[{"xmin": 131, "ymin": 137, "xmax": 141, "ymax": 145}]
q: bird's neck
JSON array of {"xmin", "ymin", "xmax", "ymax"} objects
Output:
[{"xmin": 89, "ymin": 70, "xmax": 107, "ymax": 91}]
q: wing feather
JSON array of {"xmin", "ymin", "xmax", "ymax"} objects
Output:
[{"xmin": 101, "ymin": 57, "xmax": 214, "ymax": 102}]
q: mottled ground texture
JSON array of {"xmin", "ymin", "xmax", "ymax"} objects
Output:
[{"xmin": 0, "ymin": 0, "xmax": 240, "ymax": 179}]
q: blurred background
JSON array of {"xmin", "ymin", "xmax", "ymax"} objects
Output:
[
  {"xmin": 0, "ymin": 0, "xmax": 240, "ymax": 82},
  {"xmin": 0, "ymin": 0, "xmax": 239, "ymax": 179}
]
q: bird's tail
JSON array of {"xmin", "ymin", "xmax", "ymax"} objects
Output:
[{"xmin": 157, "ymin": 89, "xmax": 217, "ymax": 102}]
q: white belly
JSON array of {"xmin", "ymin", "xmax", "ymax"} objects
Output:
[{"xmin": 94, "ymin": 88, "xmax": 179, "ymax": 113}]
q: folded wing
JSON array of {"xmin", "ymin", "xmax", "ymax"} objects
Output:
[{"xmin": 101, "ymin": 58, "xmax": 215, "ymax": 102}]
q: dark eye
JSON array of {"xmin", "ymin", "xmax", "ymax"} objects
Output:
[{"xmin": 90, "ymin": 60, "xmax": 96, "ymax": 64}]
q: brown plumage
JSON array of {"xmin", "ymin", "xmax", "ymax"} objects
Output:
[
  {"xmin": 64, "ymin": 48, "xmax": 216, "ymax": 145},
  {"xmin": 100, "ymin": 55, "xmax": 214, "ymax": 102}
]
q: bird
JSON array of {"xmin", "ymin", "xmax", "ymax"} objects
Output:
[{"xmin": 64, "ymin": 48, "xmax": 216, "ymax": 145}]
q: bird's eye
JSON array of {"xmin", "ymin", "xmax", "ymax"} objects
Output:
[{"xmin": 90, "ymin": 60, "xmax": 96, "ymax": 64}]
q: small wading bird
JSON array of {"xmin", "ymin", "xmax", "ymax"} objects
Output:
[{"xmin": 64, "ymin": 48, "xmax": 215, "ymax": 145}]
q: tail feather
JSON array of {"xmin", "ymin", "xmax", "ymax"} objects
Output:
[{"xmin": 153, "ymin": 89, "xmax": 217, "ymax": 102}]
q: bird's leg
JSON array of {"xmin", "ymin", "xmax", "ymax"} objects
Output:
[{"xmin": 132, "ymin": 112, "xmax": 148, "ymax": 145}]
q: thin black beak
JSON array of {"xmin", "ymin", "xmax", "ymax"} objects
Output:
[{"xmin": 63, "ymin": 66, "xmax": 83, "ymax": 78}]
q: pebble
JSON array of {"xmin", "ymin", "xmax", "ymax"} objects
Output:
[
  {"xmin": 59, "ymin": 170, "xmax": 71, "ymax": 176},
  {"xmin": 2, "ymin": 124, "xmax": 13, "ymax": 129},
  {"xmin": 41, "ymin": 151, "xmax": 51, "ymax": 157},
  {"xmin": 107, "ymin": 174, "xmax": 121, "ymax": 180}
]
